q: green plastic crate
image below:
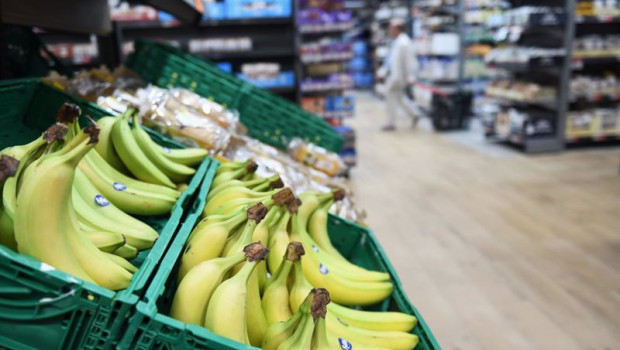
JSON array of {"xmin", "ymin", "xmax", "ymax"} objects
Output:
[
  {"xmin": 0, "ymin": 79, "xmax": 212, "ymax": 350},
  {"xmin": 125, "ymin": 40, "xmax": 344, "ymax": 152},
  {"xmin": 117, "ymin": 162, "xmax": 440, "ymax": 350}
]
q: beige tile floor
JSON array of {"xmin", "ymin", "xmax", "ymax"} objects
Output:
[{"xmin": 346, "ymin": 93, "xmax": 620, "ymax": 350}]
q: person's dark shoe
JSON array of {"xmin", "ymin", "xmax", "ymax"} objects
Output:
[
  {"xmin": 412, "ymin": 116, "xmax": 420, "ymax": 128},
  {"xmin": 381, "ymin": 124, "xmax": 396, "ymax": 132}
]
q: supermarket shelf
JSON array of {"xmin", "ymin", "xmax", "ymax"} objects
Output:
[
  {"xmin": 119, "ymin": 17, "xmax": 293, "ymax": 30},
  {"xmin": 488, "ymin": 96, "xmax": 557, "ymax": 111},
  {"xmin": 193, "ymin": 48, "xmax": 296, "ymax": 60},
  {"xmin": 566, "ymin": 134, "xmax": 620, "ymax": 144},
  {"xmin": 570, "ymin": 94, "xmax": 620, "ymax": 106},
  {"xmin": 300, "ymin": 53, "xmax": 354, "ymax": 64},
  {"xmin": 264, "ymin": 86, "xmax": 297, "ymax": 94},
  {"xmin": 301, "ymin": 85, "xmax": 353, "ymax": 93},
  {"xmin": 571, "ymin": 56, "xmax": 620, "ymax": 69},
  {"xmin": 299, "ymin": 22, "xmax": 355, "ymax": 34},
  {"xmin": 575, "ymin": 16, "xmax": 620, "ymax": 24},
  {"xmin": 488, "ymin": 57, "xmax": 565, "ymax": 72}
]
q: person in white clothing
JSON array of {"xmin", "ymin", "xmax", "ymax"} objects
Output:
[{"xmin": 377, "ymin": 18, "xmax": 419, "ymax": 131}]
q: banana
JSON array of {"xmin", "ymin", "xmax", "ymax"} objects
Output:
[
  {"xmin": 203, "ymin": 242, "xmax": 269, "ymax": 345},
  {"xmin": 325, "ymin": 314, "xmax": 419, "ymax": 350},
  {"xmin": 66, "ymin": 204, "xmax": 134, "ymax": 290},
  {"xmin": 84, "ymin": 149, "xmax": 180, "ymax": 198},
  {"xmin": 221, "ymin": 206, "xmax": 266, "ymax": 260},
  {"xmin": 207, "ymin": 195, "xmax": 271, "ymax": 217},
  {"xmin": 207, "ymin": 174, "xmax": 281, "ymax": 202},
  {"xmin": 246, "ymin": 272, "xmax": 268, "ymax": 347},
  {"xmin": 103, "ymin": 252, "xmax": 139, "ymax": 273},
  {"xmin": 290, "ymin": 259, "xmax": 416, "ymax": 333},
  {"xmin": 262, "ymin": 242, "xmax": 305, "ymax": 325},
  {"xmin": 72, "ymin": 170, "xmax": 158, "ymax": 249},
  {"xmin": 262, "ymin": 311, "xmax": 304, "ymax": 350},
  {"xmin": 130, "ymin": 114, "xmax": 196, "ymax": 183},
  {"xmin": 162, "ymin": 147, "xmax": 208, "ymax": 167},
  {"xmin": 267, "ymin": 207, "xmax": 292, "ymax": 274},
  {"xmin": 0, "ymin": 136, "xmax": 48, "ymax": 250},
  {"xmin": 251, "ymin": 206, "xmax": 280, "ymax": 290},
  {"xmin": 211, "ymin": 160, "xmax": 258, "ymax": 188},
  {"xmin": 298, "ymin": 191, "xmax": 340, "ymax": 228},
  {"xmin": 312, "ymin": 317, "xmax": 331, "ymax": 350},
  {"xmin": 179, "ymin": 208, "xmax": 250, "ymax": 280},
  {"xmin": 84, "ymin": 230, "xmax": 126, "ymax": 253},
  {"xmin": 277, "ymin": 308, "xmax": 315, "ymax": 350},
  {"xmin": 14, "ymin": 129, "xmax": 95, "ymax": 283},
  {"xmin": 292, "ymin": 213, "xmax": 391, "ymax": 283},
  {"xmin": 170, "ymin": 251, "xmax": 246, "ymax": 325},
  {"xmin": 110, "ymin": 111, "xmax": 175, "ymax": 188},
  {"xmin": 203, "ymin": 187, "xmax": 278, "ymax": 216},
  {"xmin": 214, "ymin": 159, "xmax": 253, "ymax": 176},
  {"xmin": 78, "ymin": 153, "xmax": 178, "ymax": 216},
  {"xmin": 94, "ymin": 116, "xmax": 130, "ymax": 175},
  {"xmin": 113, "ymin": 243, "xmax": 139, "ymax": 260},
  {"xmin": 308, "ymin": 199, "xmax": 347, "ymax": 260}
]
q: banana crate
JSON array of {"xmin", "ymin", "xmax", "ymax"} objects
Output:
[
  {"xmin": 125, "ymin": 40, "xmax": 344, "ymax": 153},
  {"xmin": 0, "ymin": 79, "xmax": 213, "ymax": 350},
  {"xmin": 116, "ymin": 161, "xmax": 441, "ymax": 350}
]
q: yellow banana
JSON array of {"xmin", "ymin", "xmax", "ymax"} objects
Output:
[
  {"xmin": 113, "ymin": 243, "xmax": 139, "ymax": 260},
  {"xmin": 179, "ymin": 207, "xmax": 251, "ymax": 280},
  {"xmin": 84, "ymin": 230, "xmax": 126, "ymax": 253},
  {"xmin": 214, "ymin": 159, "xmax": 255, "ymax": 176},
  {"xmin": 203, "ymin": 242, "xmax": 269, "ymax": 345},
  {"xmin": 110, "ymin": 111, "xmax": 175, "ymax": 188},
  {"xmin": 262, "ymin": 242, "xmax": 305, "ymax": 325},
  {"xmin": 277, "ymin": 308, "xmax": 315, "ymax": 350},
  {"xmin": 14, "ymin": 130, "xmax": 95, "ymax": 283},
  {"xmin": 298, "ymin": 191, "xmax": 341, "ymax": 227},
  {"xmin": 267, "ymin": 207, "xmax": 292, "ymax": 274},
  {"xmin": 203, "ymin": 187, "xmax": 278, "ymax": 216},
  {"xmin": 131, "ymin": 113, "xmax": 196, "ymax": 183},
  {"xmin": 206, "ymin": 174, "xmax": 280, "ymax": 201},
  {"xmin": 325, "ymin": 314, "xmax": 419, "ymax": 350},
  {"xmin": 291, "ymin": 214, "xmax": 391, "ymax": 283},
  {"xmin": 308, "ymin": 199, "xmax": 347, "ymax": 259},
  {"xmin": 246, "ymin": 272, "xmax": 268, "ymax": 347},
  {"xmin": 103, "ymin": 252, "xmax": 139, "ymax": 273},
  {"xmin": 170, "ymin": 251, "xmax": 246, "ymax": 325},
  {"xmin": 93, "ymin": 116, "xmax": 131, "ymax": 175},
  {"xmin": 290, "ymin": 256, "xmax": 414, "ymax": 333},
  {"xmin": 262, "ymin": 311, "xmax": 303, "ymax": 350},
  {"xmin": 252, "ymin": 206, "xmax": 280, "ymax": 291}
]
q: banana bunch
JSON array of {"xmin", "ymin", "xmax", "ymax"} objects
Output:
[
  {"xmin": 0, "ymin": 103, "xmax": 207, "ymax": 290},
  {"xmin": 168, "ymin": 160, "xmax": 420, "ymax": 349}
]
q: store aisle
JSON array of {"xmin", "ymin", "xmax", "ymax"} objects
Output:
[{"xmin": 347, "ymin": 93, "xmax": 620, "ymax": 350}]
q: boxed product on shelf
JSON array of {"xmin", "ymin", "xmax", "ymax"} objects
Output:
[
  {"xmin": 238, "ymin": 71, "xmax": 295, "ymax": 88},
  {"xmin": 486, "ymin": 80, "xmax": 557, "ymax": 102},
  {"xmin": 566, "ymin": 109, "xmax": 599, "ymax": 138},
  {"xmin": 301, "ymin": 96, "xmax": 326, "ymax": 114},
  {"xmin": 352, "ymin": 41, "xmax": 368, "ymax": 56},
  {"xmin": 573, "ymin": 34, "xmax": 620, "ymax": 58},
  {"xmin": 226, "ymin": 0, "xmax": 292, "ymax": 19},
  {"xmin": 300, "ymin": 73, "xmax": 354, "ymax": 92},
  {"xmin": 349, "ymin": 57, "xmax": 371, "ymax": 71},
  {"xmin": 570, "ymin": 75, "xmax": 620, "ymax": 101},
  {"xmin": 326, "ymin": 95, "xmax": 355, "ymax": 114},
  {"xmin": 597, "ymin": 108, "xmax": 620, "ymax": 135},
  {"xmin": 202, "ymin": 1, "xmax": 227, "ymax": 20},
  {"xmin": 353, "ymin": 72, "xmax": 374, "ymax": 88},
  {"xmin": 188, "ymin": 37, "xmax": 253, "ymax": 53}
]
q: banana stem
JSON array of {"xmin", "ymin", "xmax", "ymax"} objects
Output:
[
  {"xmin": 285, "ymin": 241, "xmax": 305, "ymax": 262},
  {"xmin": 243, "ymin": 242, "xmax": 269, "ymax": 262},
  {"xmin": 311, "ymin": 288, "xmax": 330, "ymax": 322},
  {"xmin": 0, "ymin": 155, "xmax": 19, "ymax": 182}
]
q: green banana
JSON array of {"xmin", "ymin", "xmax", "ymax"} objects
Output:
[
  {"xmin": 72, "ymin": 169, "xmax": 158, "ymax": 249},
  {"xmin": 110, "ymin": 111, "xmax": 175, "ymax": 188},
  {"xmin": 262, "ymin": 311, "xmax": 303, "ymax": 350},
  {"xmin": 131, "ymin": 114, "xmax": 196, "ymax": 183},
  {"xmin": 78, "ymin": 152, "xmax": 178, "ymax": 216},
  {"xmin": 162, "ymin": 147, "xmax": 208, "ymax": 167},
  {"xmin": 211, "ymin": 160, "xmax": 258, "ymax": 188}
]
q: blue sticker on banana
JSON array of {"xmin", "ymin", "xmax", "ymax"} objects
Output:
[
  {"xmin": 338, "ymin": 338, "xmax": 353, "ymax": 350},
  {"xmin": 162, "ymin": 147, "xmax": 171, "ymax": 154},
  {"xmin": 113, "ymin": 182, "xmax": 127, "ymax": 191},
  {"xmin": 94, "ymin": 194, "xmax": 110, "ymax": 207},
  {"xmin": 312, "ymin": 244, "xmax": 319, "ymax": 253},
  {"xmin": 319, "ymin": 263, "xmax": 329, "ymax": 274}
]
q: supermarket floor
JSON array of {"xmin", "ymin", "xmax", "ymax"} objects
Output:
[{"xmin": 346, "ymin": 92, "xmax": 620, "ymax": 350}]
